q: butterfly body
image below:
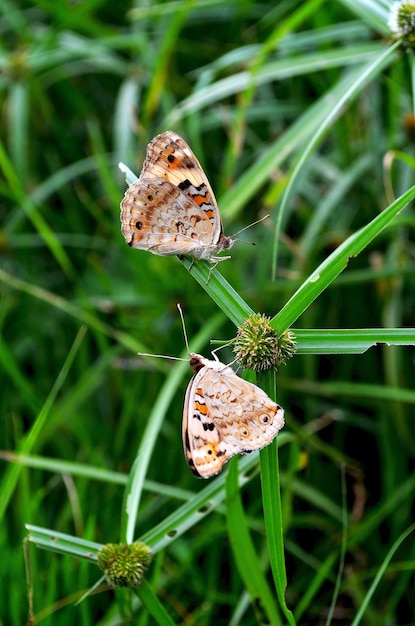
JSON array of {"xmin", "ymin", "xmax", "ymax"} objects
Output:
[
  {"xmin": 183, "ymin": 353, "xmax": 285, "ymax": 478},
  {"xmin": 121, "ymin": 131, "xmax": 234, "ymax": 263}
]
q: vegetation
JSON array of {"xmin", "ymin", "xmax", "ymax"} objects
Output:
[{"xmin": 1, "ymin": 0, "xmax": 415, "ymax": 624}]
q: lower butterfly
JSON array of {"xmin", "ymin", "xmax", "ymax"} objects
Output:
[
  {"xmin": 183, "ymin": 351, "xmax": 285, "ymax": 478},
  {"xmin": 139, "ymin": 306, "xmax": 285, "ymax": 479}
]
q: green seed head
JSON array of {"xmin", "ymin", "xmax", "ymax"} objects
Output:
[
  {"xmin": 389, "ymin": 2, "xmax": 415, "ymax": 47},
  {"xmin": 97, "ymin": 541, "xmax": 152, "ymax": 588},
  {"xmin": 233, "ymin": 313, "xmax": 296, "ymax": 372}
]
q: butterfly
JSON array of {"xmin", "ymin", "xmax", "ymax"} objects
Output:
[
  {"xmin": 120, "ymin": 131, "xmax": 234, "ymax": 265},
  {"xmin": 183, "ymin": 352, "xmax": 285, "ymax": 478}
]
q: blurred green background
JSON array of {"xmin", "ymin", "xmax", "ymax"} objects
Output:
[{"xmin": 1, "ymin": 0, "xmax": 415, "ymax": 624}]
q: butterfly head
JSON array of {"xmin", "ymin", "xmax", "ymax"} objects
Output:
[
  {"xmin": 189, "ymin": 353, "xmax": 205, "ymax": 373},
  {"xmin": 219, "ymin": 233, "xmax": 235, "ymax": 251}
]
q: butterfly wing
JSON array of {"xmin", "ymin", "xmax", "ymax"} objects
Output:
[
  {"xmin": 121, "ymin": 177, "xmax": 217, "ymax": 256},
  {"xmin": 120, "ymin": 131, "xmax": 233, "ymax": 259},
  {"xmin": 183, "ymin": 357, "xmax": 285, "ymax": 479}
]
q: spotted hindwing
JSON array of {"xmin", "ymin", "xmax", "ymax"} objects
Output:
[{"xmin": 182, "ymin": 354, "xmax": 285, "ymax": 478}]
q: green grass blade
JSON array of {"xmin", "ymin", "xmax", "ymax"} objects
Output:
[
  {"xmin": 0, "ymin": 326, "xmax": 87, "ymax": 522},
  {"xmin": 136, "ymin": 580, "xmax": 175, "ymax": 626},
  {"xmin": 0, "ymin": 268, "xmax": 147, "ymax": 354},
  {"xmin": 140, "ymin": 443, "xmax": 289, "ymax": 553},
  {"xmin": 293, "ymin": 553, "xmax": 338, "ymax": 621},
  {"xmin": 121, "ymin": 314, "xmax": 224, "ymax": 544},
  {"xmin": 0, "ymin": 139, "xmax": 74, "ymax": 277},
  {"xmin": 350, "ymin": 524, "xmax": 415, "ymax": 626},
  {"xmin": 141, "ymin": 3, "xmax": 190, "ymax": 127},
  {"xmin": 339, "ymin": 0, "xmax": 389, "ymax": 33},
  {"xmin": 8, "ymin": 81, "xmax": 29, "ymax": 185},
  {"xmin": 284, "ymin": 379, "xmax": 415, "ymax": 406},
  {"xmin": 218, "ymin": 62, "xmax": 384, "ymax": 222},
  {"xmin": 293, "ymin": 328, "xmax": 415, "ymax": 354},
  {"xmin": 325, "ymin": 467, "xmax": 348, "ymax": 626},
  {"xmin": 25, "ymin": 524, "xmax": 102, "ymax": 560},
  {"xmin": 166, "ymin": 42, "xmax": 383, "ymax": 129},
  {"xmin": 274, "ymin": 40, "xmax": 401, "ymax": 267},
  {"xmin": 1, "ymin": 452, "xmax": 194, "ymax": 501},
  {"xmin": 257, "ymin": 368, "xmax": 295, "ymax": 626},
  {"xmin": 181, "ymin": 257, "xmax": 253, "ymax": 324},
  {"xmin": 274, "ymin": 185, "xmax": 415, "ymax": 332},
  {"xmin": 225, "ymin": 461, "xmax": 282, "ymax": 625}
]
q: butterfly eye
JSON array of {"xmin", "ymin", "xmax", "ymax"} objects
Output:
[
  {"xmin": 206, "ymin": 443, "xmax": 217, "ymax": 456},
  {"xmin": 238, "ymin": 425, "xmax": 250, "ymax": 437}
]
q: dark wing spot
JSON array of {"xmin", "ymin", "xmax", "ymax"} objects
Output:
[
  {"xmin": 167, "ymin": 154, "xmax": 175, "ymax": 163},
  {"xmin": 135, "ymin": 221, "xmax": 143, "ymax": 230},
  {"xmin": 261, "ymin": 414, "xmax": 269, "ymax": 423},
  {"xmin": 178, "ymin": 179, "xmax": 192, "ymax": 191},
  {"xmin": 202, "ymin": 423, "xmax": 215, "ymax": 432},
  {"xmin": 147, "ymin": 194, "xmax": 153, "ymax": 201}
]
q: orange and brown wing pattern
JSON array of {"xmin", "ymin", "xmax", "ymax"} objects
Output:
[
  {"xmin": 121, "ymin": 178, "xmax": 214, "ymax": 256},
  {"xmin": 141, "ymin": 131, "xmax": 219, "ymax": 227},
  {"xmin": 182, "ymin": 354, "xmax": 285, "ymax": 479},
  {"xmin": 120, "ymin": 131, "xmax": 234, "ymax": 261}
]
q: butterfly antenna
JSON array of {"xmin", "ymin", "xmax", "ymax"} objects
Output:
[
  {"xmin": 137, "ymin": 352, "xmax": 187, "ymax": 362},
  {"xmin": 210, "ymin": 340, "xmax": 234, "ymax": 363},
  {"xmin": 177, "ymin": 303, "xmax": 191, "ymax": 353},
  {"xmin": 230, "ymin": 213, "xmax": 270, "ymax": 243}
]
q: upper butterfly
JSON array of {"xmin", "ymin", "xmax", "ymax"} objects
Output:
[{"xmin": 120, "ymin": 131, "xmax": 234, "ymax": 264}]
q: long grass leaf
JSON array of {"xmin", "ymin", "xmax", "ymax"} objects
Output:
[
  {"xmin": 258, "ymin": 368, "xmax": 295, "ymax": 625},
  {"xmin": 121, "ymin": 314, "xmax": 224, "ymax": 543},
  {"xmin": 350, "ymin": 524, "xmax": 415, "ymax": 626},
  {"xmin": 0, "ymin": 327, "xmax": 87, "ymax": 521},
  {"xmin": 225, "ymin": 461, "xmax": 282, "ymax": 625},
  {"xmin": 274, "ymin": 185, "xmax": 415, "ymax": 332}
]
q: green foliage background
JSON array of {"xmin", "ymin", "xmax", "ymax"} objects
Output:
[{"xmin": 1, "ymin": 0, "xmax": 415, "ymax": 624}]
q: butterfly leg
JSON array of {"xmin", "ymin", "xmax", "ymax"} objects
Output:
[
  {"xmin": 206, "ymin": 262, "xmax": 217, "ymax": 284},
  {"xmin": 205, "ymin": 255, "xmax": 232, "ymax": 283}
]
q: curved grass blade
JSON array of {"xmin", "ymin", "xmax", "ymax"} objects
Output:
[
  {"xmin": 273, "ymin": 184, "xmax": 415, "ymax": 333},
  {"xmin": 121, "ymin": 313, "xmax": 224, "ymax": 544},
  {"xmin": 350, "ymin": 523, "xmax": 415, "ymax": 626},
  {"xmin": 274, "ymin": 40, "xmax": 401, "ymax": 269},
  {"xmin": 0, "ymin": 327, "xmax": 87, "ymax": 522}
]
